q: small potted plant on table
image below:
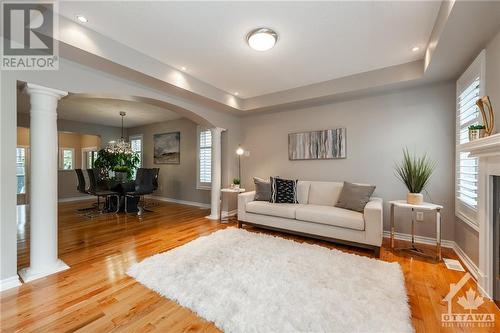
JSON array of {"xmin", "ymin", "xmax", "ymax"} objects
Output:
[
  {"xmin": 232, "ymin": 178, "xmax": 241, "ymax": 190},
  {"xmin": 468, "ymin": 124, "xmax": 486, "ymax": 141},
  {"xmin": 113, "ymin": 165, "xmax": 130, "ymax": 182},
  {"xmin": 395, "ymin": 148, "xmax": 436, "ymax": 205}
]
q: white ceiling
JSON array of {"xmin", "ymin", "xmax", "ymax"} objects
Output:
[
  {"xmin": 59, "ymin": 1, "xmax": 440, "ymax": 98},
  {"xmin": 18, "ymin": 93, "xmax": 182, "ymax": 128}
]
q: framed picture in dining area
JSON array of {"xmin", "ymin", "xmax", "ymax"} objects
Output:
[{"xmin": 154, "ymin": 132, "xmax": 180, "ymax": 164}]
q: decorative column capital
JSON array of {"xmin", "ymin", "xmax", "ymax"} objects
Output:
[
  {"xmin": 24, "ymin": 83, "xmax": 68, "ymax": 100},
  {"xmin": 210, "ymin": 127, "xmax": 226, "ymax": 136}
]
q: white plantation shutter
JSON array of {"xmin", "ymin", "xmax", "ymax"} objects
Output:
[
  {"xmin": 198, "ymin": 128, "xmax": 212, "ymax": 188},
  {"xmin": 455, "ymin": 50, "xmax": 485, "ymax": 226}
]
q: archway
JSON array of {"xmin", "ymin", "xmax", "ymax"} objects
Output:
[{"xmin": 13, "ymin": 82, "xmax": 225, "ymax": 284}]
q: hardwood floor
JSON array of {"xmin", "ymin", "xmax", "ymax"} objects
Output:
[{"xmin": 1, "ymin": 200, "xmax": 499, "ymax": 332}]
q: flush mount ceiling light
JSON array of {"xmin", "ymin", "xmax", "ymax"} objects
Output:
[
  {"xmin": 412, "ymin": 46, "xmax": 420, "ymax": 52},
  {"xmin": 246, "ymin": 28, "xmax": 278, "ymax": 51}
]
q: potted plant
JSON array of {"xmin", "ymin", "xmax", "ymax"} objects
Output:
[
  {"xmin": 395, "ymin": 148, "xmax": 436, "ymax": 205},
  {"xmin": 468, "ymin": 124, "xmax": 486, "ymax": 141},
  {"xmin": 94, "ymin": 149, "xmax": 140, "ymax": 180},
  {"xmin": 113, "ymin": 165, "xmax": 129, "ymax": 182},
  {"xmin": 232, "ymin": 178, "xmax": 241, "ymax": 190}
]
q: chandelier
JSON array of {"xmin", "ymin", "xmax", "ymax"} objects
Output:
[{"xmin": 105, "ymin": 111, "xmax": 134, "ymax": 155}]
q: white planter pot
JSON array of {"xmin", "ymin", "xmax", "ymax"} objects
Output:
[{"xmin": 407, "ymin": 193, "xmax": 423, "ymax": 205}]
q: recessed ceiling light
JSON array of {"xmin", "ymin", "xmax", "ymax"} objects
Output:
[
  {"xmin": 76, "ymin": 15, "xmax": 88, "ymax": 23},
  {"xmin": 412, "ymin": 46, "xmax": 420, "ymax": 52},
  {"xmin": 247, "ymin": 28, "xmax": 278, "ymax": 51},
  {"xmin": 234, "ymin": 92, "xmax": 239, "ymax": 96},
  {"xmin": 181, "ymin": 66, "xmax": 187, "ymax": 71}
]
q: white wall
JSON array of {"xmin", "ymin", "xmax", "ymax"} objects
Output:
[{"xmin": 240, "ymin": 82, "xmax": 456, "ymax": 240}]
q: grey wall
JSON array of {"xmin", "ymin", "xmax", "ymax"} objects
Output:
[
  {"xmin": 240, "ymin": 81, "xmax": 456, "ymax": 240},
  {"xmin": 454, "ymin": 28, "xmax": 500, "ymax": 266},
  {"xmin": 128, "ymin": 118, "xmax": 211, "ymax": 205}
]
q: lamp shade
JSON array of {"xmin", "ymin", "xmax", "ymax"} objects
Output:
[{"xmin": 236, "ymin": 147, "xmax": 244, "ymax": 156}]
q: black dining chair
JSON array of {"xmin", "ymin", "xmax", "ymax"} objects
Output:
[
  {"xmin": 125, "ymin": 168, "xmax": 155, "ymax": 215},
  {"xmin": 152, "ymin": 168, "xmax": 160, "ymax": 191},
  {"xmin": 87, "ymin": 169, "xmax": 120, "ymax": 216},
  {"xmin": 74, "ymin": 169, "xmax": 98, "ymax": 213},
  {"xmin": 143, "ymin": 168, "xmax": 160, "ymax": 210}
]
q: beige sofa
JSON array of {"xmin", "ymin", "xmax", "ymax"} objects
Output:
[{"xmin": 237, "ymin": 181, "xmax": 383, "ymax": 255}]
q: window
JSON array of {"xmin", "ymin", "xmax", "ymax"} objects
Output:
[
  {"xmin": 197, "ymin": 127, "xmax": 212, "ymax": 189},
  {"xmin": 59, "ymin": 148, "xmax": 74, "ymax": 170},
  {"xmin": 16, "ymin": 147, "xmax": 26, "ymax": 194},
  {"xmin": 455, "ymin": 50, "xmax": 485, "ymax": 227},
  {"xmin": 82, "ymin": 147, "xmax": 98, "ymax": 169},
  {"xmin": 130, "ymin": 135, "xmax": 143, "ymax": 167}
]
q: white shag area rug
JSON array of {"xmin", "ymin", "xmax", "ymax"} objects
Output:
[{"xmin": 127, "ymin": 228, "xmax": 413, "ymax": 333}]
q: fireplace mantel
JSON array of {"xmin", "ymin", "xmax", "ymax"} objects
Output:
[
  {"xmin": 458, "ymin": 133, "xmax": 500, "ymax": 157},
  {"xmin": 458, "ymin": 132, "xmax": 500, "ymax": 298}
]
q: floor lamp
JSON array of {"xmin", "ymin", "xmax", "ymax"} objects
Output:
[{"xmin": 236, "ymin": 146, "xmax": 244, "ymax": 184}]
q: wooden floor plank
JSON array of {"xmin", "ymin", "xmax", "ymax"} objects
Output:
[{"xmin": 1, "ymin": 200, "xmax": 499, "ymax": 332}]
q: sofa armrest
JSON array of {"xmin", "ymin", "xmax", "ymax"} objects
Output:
[
  {"xmin": 238, "ymin": 191, "xmax": 255, "ymax": 221},
  {"xmin": 363, "ymin": 197, "xmax": 383, "ymax": 246}
]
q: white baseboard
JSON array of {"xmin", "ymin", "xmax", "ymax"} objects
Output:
[
  {"xmin": 382, "ymin": 231, "xmax": 454, "ymax": 248},
  {"xmin": 58, "ymin": 195, "xmax": 93, "ymax": 203},
  {"xmin": 452, "ymin": 242, "xmax": 480, "ymax": 280},
  {"xmin": 146, "ymin": 195, "xmax": 210, "ymax": 209},
  {"xmin": 383, "ymin": 230, "xmax": 480, "ymax": 284},
  {"xmin": 0, "ymin": 275, "xmax": 22, "ymax": 292}
]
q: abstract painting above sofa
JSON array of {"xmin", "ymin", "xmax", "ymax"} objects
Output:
[{"xmin": 288, "ymin": 128, "xmax": 346, "ymax": 160}]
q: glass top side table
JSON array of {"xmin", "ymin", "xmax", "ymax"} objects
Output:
[
  {"xmin": 220, "ymin": 188, "xmax": 245, "ymax": 223},
  {"xmin": 389, "ymin": 200, "xmax": 444, "ymax": 261}
]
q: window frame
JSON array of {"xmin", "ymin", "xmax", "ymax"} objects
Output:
[
  {"xmin": 58, "ymin": 147, "xmax": 75, "ymax": 171},
  {"xmin": 16, "ymin": 146, "xmax": 29, "ymax": 195},
  {"xmin": 81, "ymin": 146, "xmax": 98, "ymax": 169},
  {"xmin": 129, "ymin": 134, "xmax": 143, "ymax": 167},
  {"xmin": 196, "ymin": 127, "xmax": 212, "ymax": 190},
  {"xmin": 455, "ymin": 50, "xmax": 486, "ymax": 230}
]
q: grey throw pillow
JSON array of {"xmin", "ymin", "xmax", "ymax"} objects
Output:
[
  {"xmin": 335, "ymin": 181, "xmax": 376, "ymax": 212},
  {"xmin": 254, "ymin": 177, "xmax": 271, "ymax": 201}
]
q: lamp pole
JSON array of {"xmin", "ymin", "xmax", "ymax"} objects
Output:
[{"xmin": 236, "ymin": 145, "xmax": 244, "ymax": 184}]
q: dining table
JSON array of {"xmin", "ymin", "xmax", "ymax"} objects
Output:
[{"xmin": 101, "ymin": 178, "xmax": 140, "ymax": 213}]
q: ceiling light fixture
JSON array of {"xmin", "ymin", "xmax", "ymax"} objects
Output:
[
  {"xmin": 246, "ymin": 28, "xmax": 278, "ymax": 51},
  {"xmin": 181, "ymin": 66, "xmax": 187, "ymax": 71},
  {"xmin": 106, "ymin": 111, "xmax": 134, "ymax": 155},
  {"xmin": 234, "ymin": 92, "xmax": 239, "ymax": 96},
  {"xmin": 76, "ymin": 15, "xmax": 88, "ymax": 23},
  {"xmin": 412, "ymin": 46, "xmax": 420, "ymax": 52}
]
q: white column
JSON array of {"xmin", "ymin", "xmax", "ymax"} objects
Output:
[
  {"xmin": 207, "ymin": 127, "xmax": 225, "ymax": 220},
  {"xmin": 18, "ymin": 84, "xmax": 69, "ymax": 283}
]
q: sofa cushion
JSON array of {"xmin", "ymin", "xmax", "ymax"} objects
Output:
[
  {"xmin": 335, "ymin": 181, "xmax": 376, "ymax": 212},
  {"xmin": 270, "ymin": 177, "xmax": 298, "ymax": 203},
  {"xmin": 296, "ymin": 181, "xmax": 310, "ymax": 204},
  {"xmin": 295, "ymin": 205, "xmax": 365, "ymax": 231},
  {"xmin": 246, "ymin": 201, "xmax": 299, "ymax": 219},
  {"xmin": 253, "ymin": 177, "xmax": 271, "ymax": 201},
  {"xmin": 307, "ymin": 182, "xmax": 343, "ymax": 206}
]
